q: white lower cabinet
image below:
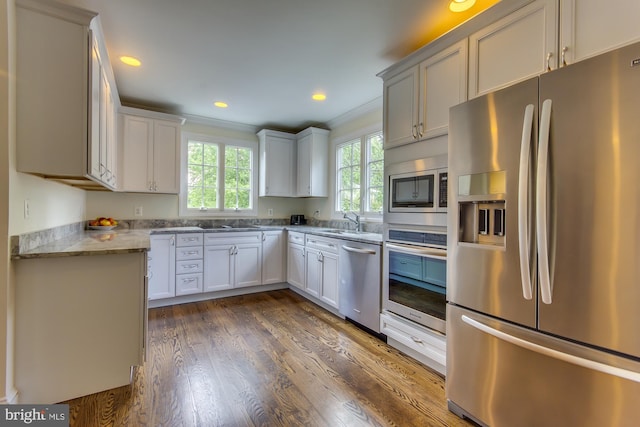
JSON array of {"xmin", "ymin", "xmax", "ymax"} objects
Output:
[
  {"xmin": 175, "ymin": 233, "xmax": 204, "ymax": 296},
  {"xmin": 148, "ymin": 234, "xmax": 176, "ymax": 300},
  {"xmin": 304, "ymin": 235, "xmax": 340, "ymax": 309},
  {"xmin": 380, "ymin": 312, "xmax": 446, "ymax": 375},
  {"xmin": 261, "ymin": 230, "xmax": 285, "ymax": 284},
  {"xmin": 287, "ymin": 231, "xmax": 306, "ymax": 290},
  {"xmin": 203, "ymin": 232, "xmax": 262, "ymax": 291}
]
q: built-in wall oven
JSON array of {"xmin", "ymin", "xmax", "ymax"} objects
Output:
[
  {"xmin": 383, "ymin": 228, "xmax": 447, "ymax": 333},
  {"xmin": 382, "ymin": 154, "xmax": 448, "ymax": 333}
]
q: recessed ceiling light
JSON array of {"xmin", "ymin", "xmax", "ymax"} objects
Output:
[
  {"xmin": 312, "ymin": 93, "xmax": 326, "ymax": 101},
  {"xmin": 214, "ymin": 101, "xmax": 228, "ymax": 108},
  {"xmin": 119, "ymin": 56, "xmax": 141, "ymax": 67},
  {"xmin": 449, "ymin": 0, "xmax": 476, "ymax": 12}
]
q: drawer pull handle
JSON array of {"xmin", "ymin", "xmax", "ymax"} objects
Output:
[
  {"xmin": 182, "ymin": 264, "xmax": 199, "ymax": 269},
  {"xmin": 181, "ymin": 278, "xmax": 197, "ymax": 283},
  {"xmin": 182, "ymin": 250, "xmax": 199, "ymax": 255},
  {"xmin": 410, "ymin": 336, "xmax": 424, "ymax": 344}
]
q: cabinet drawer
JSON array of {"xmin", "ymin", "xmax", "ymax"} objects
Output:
[
  {"xmin": 288, "ymin": 231, "xmax": 305, "ymax": 245},
  {"xmin": 176, "ymin": 259, "xmax": 203, "ymax": 274},
  {"xmin": 176, "ymin": 246, "xmax": 203, "ymax": 260},
  {"xmin": 175, "ymin": 273, "xmax": 203, "ymax": 296},
  {"xmin": 176, "ymin": 233, "xmax": 204, "ymax": 247},
  {"xmin": 305, "ymin": 235, "xmax": 339, "ymax": 254},
  {"xmin": 380, "ymin": 313, "xmax": 446, "ymax": 367},
  {"xmin": 204, "ymin": 232, "xmax": 261, "ymax": 246}
]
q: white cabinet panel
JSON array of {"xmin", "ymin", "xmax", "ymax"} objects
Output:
[
  {"xmin": 383, "ymin": 67, "xmax": 419, "ymax": 148},
  {"xmin": 262, "ymin": 231, "xmax": 285, "ymax": 285},
  {"xmin": 287, "ymin": 242, "xmax": 306, "ymax": 290},
  {"xmin": 234, "ymin": 243, "xmax": 262, "ymax": 288},
  {"xmin": 120, "ymin": 110, "xmax": 181, "ymax": 194},
  {"xmin": 469, "ymin": 0, "xmax": 558, "ymax": 98},
  {"xmin": 148, "ymin": 234, "xmax": 176, "ymax": 300},
  {"xmin": 296, "ymin": 127, "xmax": 329, "ymax": 197},
  {"xmin": 203, "ymin": 245, "xmax": 234, "ymax": 292},
  {"xmin": 560, "ymin": 0, "xmax": 640, "ymax": 65},
  {"xmin": 258, "ymin": 130, "xmax": 296, "ymax": 197}
]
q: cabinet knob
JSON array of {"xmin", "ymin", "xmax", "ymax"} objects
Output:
[
  {"xmin": 412, "ymin": 124, "xmax": 418, "ymax": 139},
  {"xmin": 546, "ymin": 52, "xmax": 553, "ymax": 71}
]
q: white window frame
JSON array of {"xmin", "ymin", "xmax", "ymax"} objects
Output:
[
  {"xmin": 333, "ymin": 125, "xmax": 383, "ymax": 221},
  {"xmin": 179, "ymin": 132, "xmax": 258, "ymax": 217}
]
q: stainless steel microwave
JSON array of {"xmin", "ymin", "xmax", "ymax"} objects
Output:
[{"xmin": 385, "ymin": 155, "xmax": 448, "ymax": 227}]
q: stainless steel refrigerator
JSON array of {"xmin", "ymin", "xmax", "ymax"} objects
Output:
[{"xmin": 446, "ymin": 41, "xmax": 640, "ymax": 427}]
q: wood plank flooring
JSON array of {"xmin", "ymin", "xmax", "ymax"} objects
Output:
[{"xmin": 64, "ymin": 289, "xmax": 473, "ymax": 427}]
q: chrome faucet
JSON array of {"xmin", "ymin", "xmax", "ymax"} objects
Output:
[{"xmin": 343, "ymin": 211, "xmax": 363, "ymax": 231}]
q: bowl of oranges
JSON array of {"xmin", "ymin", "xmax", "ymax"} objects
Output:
[{"xmin": 88, "ymin": 217, "xmax": 118, "ymax": 231}]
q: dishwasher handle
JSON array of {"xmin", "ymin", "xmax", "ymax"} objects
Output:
[{"xmin": 342, "ymin": 245, "xmax": 377, "ymax": 255}]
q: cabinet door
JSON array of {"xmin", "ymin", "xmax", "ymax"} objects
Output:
[
  {"xmin": 148, "ymin": 234, "xmax": 176, "ymax": 300},
  {"xmin": 122, "ymin": 115, "xmax": 153, "ymax": 192},
  {"xmin": 383, "ymin": 66, "xmax": 419, "ymax": 149},
  {"xmin": 260, "ymin": 135, "xmax": 295, "ymax": 196},
  {"xmin": 287, "ymin": 243, "xmax": 305, "ymax": 290},
  {"xmin": 320, "ymin": 251, "xmax": 339, "ymax": 309},
  {"xmin": 89, "ymin": 39, "xmax": 101, "ymax": 180},
  {"xmin": 418, "ymin": 40, "xmax": 468, "ymax": 139},
  {"xmin": 234, "ymin": 242, "xmax": 262, "ymax": 288},
  {"xmin": 297, "ymin": 134, "xmax": 312, "ymax": 196},
  {"xmin": 304, "ymin": 248, "xmax": 321, "ymax": 298},
  {"xmin": 203, "ymin": 245, "xmax": 234, "ymax": 292},
  {"xmin": 262, "ymin": 231, "xmax": 285, "ymax": 284},
  {"xmin": 152, "ymin": 120, "xmax": 180, "ymax": 193},
  {"xmin": 560, "ymin": 0, "xmax": 640, "ymax": 65},
  {"xmin": 468, "ymin": 0, "xmax": 558, "ymax": 98}
]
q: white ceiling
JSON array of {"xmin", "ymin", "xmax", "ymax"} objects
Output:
[{"xmin": 60, "ymin": 0, "xmax": 497, "ymax": 131}]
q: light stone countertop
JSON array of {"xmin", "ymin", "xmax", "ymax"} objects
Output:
[
  {"xmin": 11, "ymin": 225, "xmax": 383, "ymax": 260},
  {"xmin": 11, "ymin": 229, "xmax": 151, "ymax": 260}
]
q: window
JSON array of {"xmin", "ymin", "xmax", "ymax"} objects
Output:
[
  {"xmin": 180, "ymin": 133, "xmax": 257, "ymax": 217},
  {"xmin": 335, "ymin": 130, "xmax": 384, "ymax": 217}
]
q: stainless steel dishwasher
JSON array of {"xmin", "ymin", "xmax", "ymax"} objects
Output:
[{"xmin": 339, "ymin": 241, "xmax": 382, "ymax": 334}]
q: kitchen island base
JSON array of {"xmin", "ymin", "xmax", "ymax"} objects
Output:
[{"xmin": 14, "ymin": 252, "xmax": 147, "ymax": 403}]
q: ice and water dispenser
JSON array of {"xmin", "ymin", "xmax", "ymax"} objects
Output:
[{"xmin": 456, "ymin": 171, "xmax": 507, "ymax": 247}]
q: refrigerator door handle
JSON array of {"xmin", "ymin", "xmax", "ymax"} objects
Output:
[
  {"xmin": 461, "ymin": 315, "xmax": 640, "ymax": 383},
  {"xmin": 518, "ymin": 103, "xmax": 535, "ymax": 300},
  {"xmin": 537, "ymin": 99, "xmax": 553, "ymax": 304}
]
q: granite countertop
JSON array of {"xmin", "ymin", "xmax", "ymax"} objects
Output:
[
  {"xmin": 12, "ymin": 229, "xmax": 151, "ymax": 260},
  {"xmin": 11, "ymin": 224, "xmax": 383, "ymax": 260}
]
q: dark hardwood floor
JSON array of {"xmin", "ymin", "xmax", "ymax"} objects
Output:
[{"xmin": 64, "ymin": 289, "xmax": 473, "ymax": 426}]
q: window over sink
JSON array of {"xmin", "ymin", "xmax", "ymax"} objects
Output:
[
  {"xmin": 179, "ymin": 132, "xmax": 258, "ymax": 217},
  {"xmin": 335, "ymin": 129, "xmax": 384, "ymax": 219}
]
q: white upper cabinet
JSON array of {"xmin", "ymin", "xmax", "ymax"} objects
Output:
[
  {"xmin": 383, "ymin": 67, "xmax": 419, "ymax": 148},
  {"xmin": 16, "ymin": 0, "xmax": 119, "ymax": 190},
  {"xmin": 296, "ymin": 127, "xmax": 329, "ymax": 197},
  {"xmin": 257, "ymin": 129, "xmax": 296, "ymax": 197},
  {"xmin": 418, "ymin": 40, "xmax": 468, "ymax": 140},
  {"xmin": 120, "ymin": 107, "xmax": 183, "ymax": 194},
  {"xmin": 468, "ymin": 0, "xmax": 558, "ymax": 98},
  {"xmin": 383, "ymin": 40, "xmax": 467, "ymax": 149},
  {"xmin": 559, "ymin": 0, "xmax": 640, "ymax": 66}
]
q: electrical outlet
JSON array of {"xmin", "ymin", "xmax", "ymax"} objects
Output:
[
  {"xmin": 24, "ymin": 199, "xmax": 30, "ymax": 219},
  {"xmin": 267, "ymin": 208, "xmax": 273, "ymax": 217},
  {"xmin": 134, "ymin": 206, "xmax": 143, "ymax": 217}
]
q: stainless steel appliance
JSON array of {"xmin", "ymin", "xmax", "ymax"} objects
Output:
[
  {"xmin": 339, "ymin": 241, "xmax": 382, "ymax": 334},
  {"xmin": 383, "ymin": 228, "xmax": 447, "ymax": 333},
  {"xmin": 385, "ymin": 155, "xmax": 447, "ymax": 227},
  {"xmin": 447, "ymin": 42, "xmax": 640, "ymax": 426}
]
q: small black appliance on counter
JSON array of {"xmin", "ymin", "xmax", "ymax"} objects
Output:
[{"xmin": 290, "ymin": 214, "xmax": 306, "ymax": 225}]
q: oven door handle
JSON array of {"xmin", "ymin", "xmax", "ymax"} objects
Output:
[{"xmin": 385, "ymin": 242, "xmax": 446, "ymax": 259}]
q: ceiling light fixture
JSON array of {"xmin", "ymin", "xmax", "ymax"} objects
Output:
[
  {"xmin": 312, "ymin": 93, "xmax": 326, "ymax": 101},
  {"xmin": 449, "ymin": 0, "xmax": 476, "ymax": 13},
  {"xmin": 119, "ymin": 55, "xmax": 141, "ymax": 67},
  {"xmin": 214, "ymin": 101, "xmax": 228, "ymax": 108}
]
